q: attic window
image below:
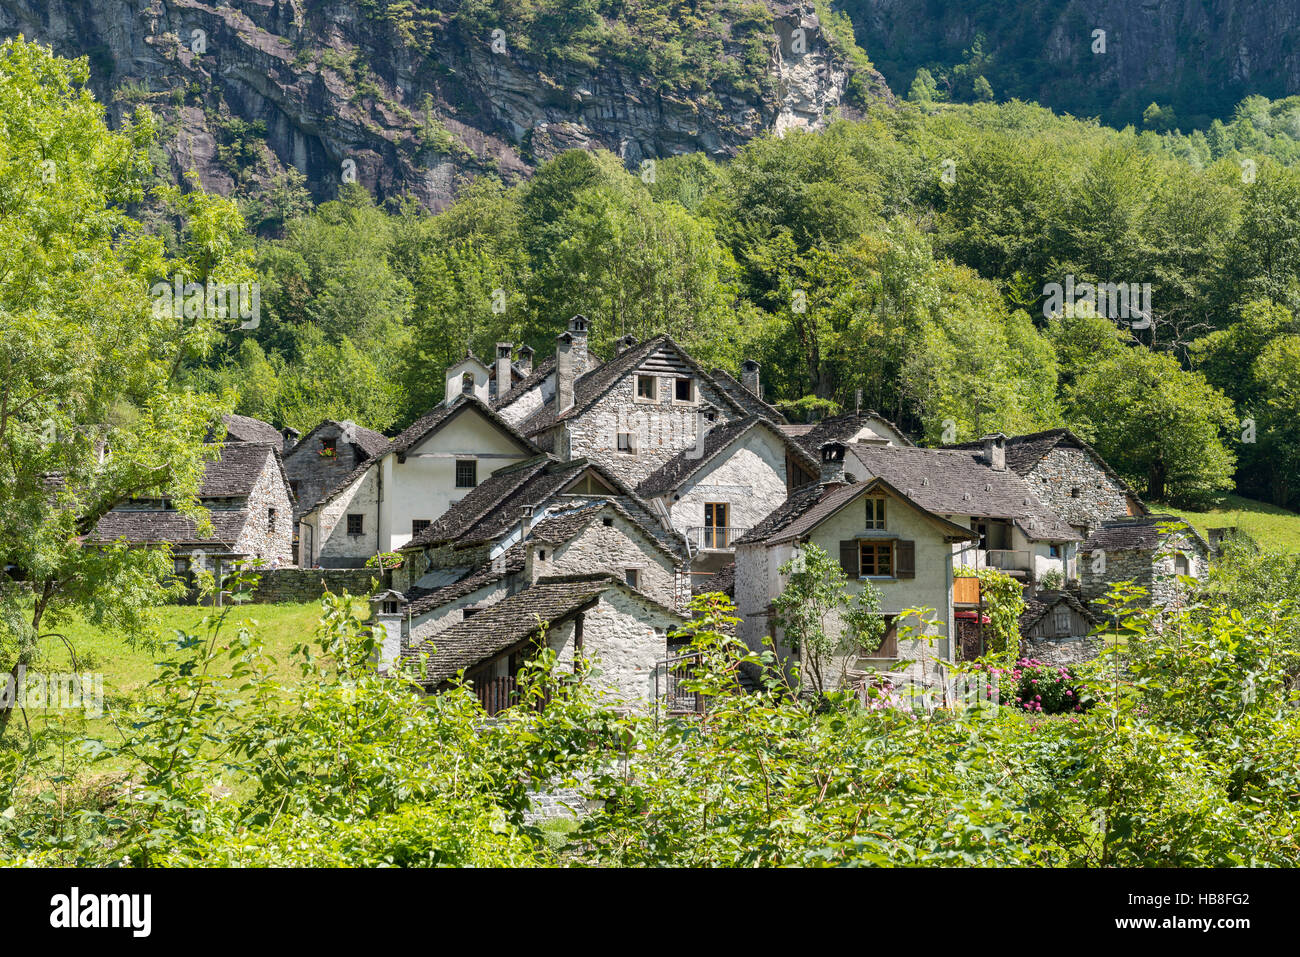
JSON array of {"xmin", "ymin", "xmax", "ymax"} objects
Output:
[
  {"xmin": 455, "ymin": 459, "xmax": 477, "ymax": 488},
  {"xmin": 321, "ymin": 437, "xmax": 336, "ymax": 453},
  {"xmin": 602, "ymin": 517, "xmax": 614, "ymax": 527},
  {"xmin": 636, "ymin": 375, "xmax": 657, "ymax": 401},
  {"xmin": 865, "ymin": 497, "xmax": 886, "ymax": 530},
  {"xmin": 268, "ymin": 507, "xmax": 277, "ymax": 531},
  {"xmin": 617, "ymin": 433, "xmax": 636, "ymax": 454},
  {"xmin": 1071, "ymin": 487, "xmax": 1081, "ymax": 498},
  {"xmin": 674, "ymin": 377, "xmax": 694, "ymax": 403},
  {"xmin": 625, "ymin": 568, "xmax": 640, "ymax": 589}
]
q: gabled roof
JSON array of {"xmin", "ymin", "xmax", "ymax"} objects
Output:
[
  {"xmin": 635, "ymin": 416, "xmax": 817, "ymax": 498},
  {"xmin": 847, "ymin": 445, "xmax": 1079, "ymax": 542},
  {"xmin": 404, "ymin": 545, "xmax": 527, "ymax": 617},
  {"xmin": 515, "ymin": 335, "xmax": 750, "ymax": 437},
  {"xmin": 943, "ymin": 428, "xmax": 1147, "ymax": 511},
  {"xmin": 1080, "ymin": 515, "xmax": 1209, "ymax": 554},
  {"xmin": 791, "ymin": 411, "xmax": 915, "ymax": 452},
  {"xmin": 290, "ymin": 419, "xmax": 390, "ymax": 460},
  {"xmin": 527, "ymin": 498, "xmax": 685, "ymax": 566},
  {"xmin": 389, "ymin": 395, "xmax": 537, "ymax": 461},
  {"xmin": 217, "ymin": 413, "xmax": 283, "ymax": 446},
  {"xmin": 738, "ymin": 475, "xmax": 978, "ymax": 547},
  {"xmin": 93, "ymin": 443, "xmax": 288, "ymax": 547},
  {"xmin": 402, "ymin": 574, "xmax": 683, "ymax": 685},
  {"xmin": 707, "ymin": 368, "xmax": 789, "ymax": 423},
  {"xmin": 1020, "ymin": 590, "xmax": 1100, "ymax": 633}
]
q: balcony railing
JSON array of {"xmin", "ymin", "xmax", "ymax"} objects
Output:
[
  {"xmin": 688, "ymin": 526, "xmax": 749, "ymax": 550},
  {"xmin": 955, "ymin": 546, "xmax": 1033, "ymax": 574}
]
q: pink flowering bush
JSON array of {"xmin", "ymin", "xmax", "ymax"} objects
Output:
[{"xmin": 972, "ymin": 657, "xmax": 1090, "ymax": 715}]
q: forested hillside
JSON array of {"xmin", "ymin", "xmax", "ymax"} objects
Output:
[{"xmin": 842, "ymin": 0, "xmax": 1300, "ymax": 128}]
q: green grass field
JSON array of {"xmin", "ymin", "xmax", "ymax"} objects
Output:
[{"xmin": 1151, "ymin": 495, "xmax": 1300, "ymax": 552}]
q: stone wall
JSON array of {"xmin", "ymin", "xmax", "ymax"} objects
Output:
[
  {"xmin": 1079, "ymin": 530, "xmax": 1209, "ymax": 609},
  {"xmin": 233, "ymin": 453, "xmax": 294, "ymax": 565},
  {"xmin": 284, "ymin": 423, "xmax": 372, "ymax": 523},
  {"xmin": 250, "ymin": 568, "xmax": 380, "ymax": 604},
  {"xmin": 566, "ymin": 368, "xmax": 742, "ymax": 486},
  {"xmin": 302, "ymin": 464, "xmax": 380, "ymax": 567},
  {"xmin": 539, "ymin": 510, "xmax": 682, "ymax": 610},
  {"xmin": 1024, "ymin": 445, "xmax": 1135, "ymax": 533},
  {"xmin": 1022, "ymin": 635, "xmax": 1106, "ymax": 666}
]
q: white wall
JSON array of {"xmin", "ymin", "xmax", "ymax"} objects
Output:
[
  {"xmin": 378, "ymin": 408, "xmax": 532, "ymax": 552},
  {"xmin": 666, "ymin": 428, "xmax": 790, "ymax": 542}
]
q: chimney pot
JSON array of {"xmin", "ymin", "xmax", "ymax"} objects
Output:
[{"xmin": 818, "ymin": 440, "xmax": 848, "ymax": 485}]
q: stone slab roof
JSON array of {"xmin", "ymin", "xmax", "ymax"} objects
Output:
[
  {"xmin": 1020, "ymin": 590, "xmax": 1100, "ymax": 634},
  {"xmin": 707, "ymin": 368, "xmax": 789, "ymax": 423},
  {"xmin": 635, "ymin": 415, "xmax": 816, "ymax": 498},
  {"xmin": 943, "ymin": 428, "xmax": 1146, "ymax": 510},
  {"xmin": 847, "ymin": 445, "xmax": 1079, "ymax": 542},
  {"xmin": 791, "ymin": 411, "xmax": 915, "ymax": 452},
  {"xmin": 492, "ymin": 355, "xmax": 557, "ymax": 410},
  {"xmin": 219, "ymin": 414, "xmax": 283, "ymax": 445},
  {"xmin": 692, "ymin": 562, "xmax": 735, "ymax": 597},
  {"xmin": 291, "ymin": 419, "xmax": 391, "ymax": 460},
  {"xmin": 389, "ymin": 395, "xmax": 534, "ymax": 460},
  {"xmin": 404, "ymin": 546, "xmax": 527, "ymax": 617},
  {"xmin": 1080, "ymin": 515, "xmax": 1208, "ymax": 553},
  {"xmin": 401, "ymin": 575, "xmax": 615, "ymax": 684},
  {"xmin": 515, "ymin": 335, "xmax": 749, "ymax": 438}
]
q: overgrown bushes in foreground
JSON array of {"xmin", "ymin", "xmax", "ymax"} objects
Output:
[{"xmin": 2, "ymin": 582, "xmax": 1297, "ymax": 867}]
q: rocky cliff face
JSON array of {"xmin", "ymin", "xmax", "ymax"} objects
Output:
[
  {"xmin": 846, "ymin": 0, "xmax": 1300, "ymax": 124},
  {"xmin": 0, "ymin": 0, "xmax": 892, "ymax": 210}
]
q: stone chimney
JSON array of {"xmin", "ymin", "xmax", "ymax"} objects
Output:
[
  {"xmin": 556, "ymin": 331, "xmax": 576, "ymax": 414},
  {"xmin": 981, "ymin": 433, "xmax": 1007, "ymax": 471},
  {"xmin": 614, "ymin": 333, "xmax": 637, "ymax": 356},
  {"xmin": 741, "ymin": 359, "xmax": 762, "ymax": 400},
  {"xmin": 819, "ymin": 440, "xmax": 848, "ymax": 485},
  {"xmin": 517, "ymin": 344, "xmax": 534, "ymax": 376},
  {"xmin": 567, "ymin": 314, "xmax": 590, "ymax": 371},
  {"xmin": 495, "ymin": 342, "xmax": 513, "ymax": 400},
  {"xmin": 520, "ymin": 503, "xmax": 535, "ymax": 540},
  {"xmin": 281, "ymin": 427, "xmax": 300, "ymax": 455}
]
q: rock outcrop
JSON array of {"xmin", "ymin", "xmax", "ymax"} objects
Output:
[{"xmin": 0, "ymin": 0, "xmax": 892, "ymax": 209}]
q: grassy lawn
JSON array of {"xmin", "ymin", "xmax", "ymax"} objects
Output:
[
  {"xmin": 6, "ymin": 600, "xmax": 363, "ymax": 769},
  {"xmin": 1151, "ymin": 495, "xmax": 1300, "ymax": 552}
]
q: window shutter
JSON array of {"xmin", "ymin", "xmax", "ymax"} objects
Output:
[
  {"xmin": 895, "ymin": 540, "xmax": 915, "ymax": 578},
  {"xmin": 839, "ymin": 540, "xmax": 859, "ymax": 578}
]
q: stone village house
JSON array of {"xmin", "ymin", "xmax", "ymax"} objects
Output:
[{"xmin": 94, "ymin": 441, "xmax": 294, "ymax": 596}]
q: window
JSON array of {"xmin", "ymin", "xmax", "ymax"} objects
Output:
[
  {"xmin": 346, "ymin": 514, "xmax": 364, "ymax": 536},
  {"xmin": 382, "ymin": 601, "xmax": 400, "ymax": 615},
  {"xmin": 703, "ymin": 502, "xmax": 729, "ymax": 549},
  {"xmin": 1175, "ymin": 553, "xmax": 1190, "ymax": 576},
  {"xmin": 636, "ymin": 374, "xmax": 657, "ymax": 401},
  {"xmin": 674, "ymin": 377, "xmax": 694, "ymax": 403},
  {"xmin": 268, "ymin": 507, "xmax": 277, "ymax": 531},
  {"xmin": 1049, "ymin": 543, "xmax": 1062, "ymax": 558},
  {"xmin": 873, "ymin": 616, "xmax": 899, "ymax": 658},
  {"xmin": 173, "ymin": 557, "xmax": 189, "ymax": 576},
  {"xmin": 1070, "ymin": 487, "xmax": 1081, "ymax": 498},
  {"xmin": 321, "ymin": 437, "xmax": 336, "ymax": 453},
  {"xmin": 865, "ymin": 497, "xmax": 886, "ymax": 530},
  {"xmin": 602, "ymin": 516, "xmax": 614, "ymax": 528},
  {"xmin": 455, "ymin": 459, "xmax": 477, "ymax": 488},
  {"xmin": 617, "ymin": 433, "xmax": 636, "ymax": 454},
  {"xmin": 412, "ymin": 519, "xmax": 431, "ymax": 537},
  {"xmin": 625, "ymin": 568, "xmax": 640, "ymax": 589},
  {"xmin": 538, "ymin": 549, "xmax": 547, "ymax": 561},
  {"xmin": 859, "ymin": 541, "xmax": 894, "ymax": 577}
]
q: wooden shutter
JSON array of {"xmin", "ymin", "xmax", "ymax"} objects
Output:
[
  {"xmin": 839, "ymin": 540, "xmax": 859, "ymax": 578},
  {"xmin": 895, "ymin": 540, "xmax": 915, "ymax": 578}
]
